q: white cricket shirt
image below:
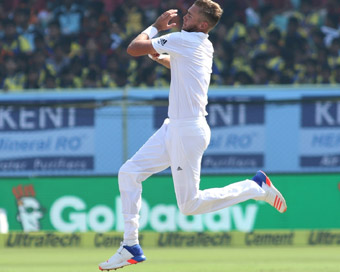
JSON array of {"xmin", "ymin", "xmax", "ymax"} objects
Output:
[{"xmin": 152, "ymin": 30, "xmax": 213, "ymax": 119}]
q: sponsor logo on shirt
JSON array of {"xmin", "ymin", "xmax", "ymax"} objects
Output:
[{"xmin": 158, "ymin": 38, "xmax": 167, "ymax": 46}]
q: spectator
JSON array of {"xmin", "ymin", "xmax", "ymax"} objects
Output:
[
  {"xmin": 68, "ymin": 56, "xmax": 83, "ymax": 88},
  {"xmin": 331, "ymin": 64, "xmax": 340, "ymax": 83},
  {"xmin": 13, "ymin": 7, "xmax": 36, "ymax": 51},
  {"xmin": 2, "ymin": 19, "xmax": 30, "ymax": 55},
  {"xmin": 247, "ymin": 26, "xmax": 266, "ymax": 58},
  {"xmin": 230, "ymin": 37, "xmax": 252, "ymax": 80},
  {"xmin": 36, "ymin": 1, "xmax": 54, "ymax": 31},
  {"xmin": 266, "ymin": 41, "xmax": 284, "ymax": 72},
  {"xmin": 46, "ymin": 41, "xmax": 70, "ymax": 75},
  {"xmin": 31, "ymin": 51, "xmax": 53, "ymax": 86},
  {"xmin": 59, "ymin": 66, "xmax": 76, "ymax": 88},
  {"xmin": 25, "ymin": 68, "xmax": 40, "ymax": 89},
  {"xmin": 109, "ymin": 23, "xmax": 125, "ymax": 50},
  {"xmin": 253, "ymin": 64, "xmax": 271, "ymax": 85},
  {"xmin": 83, "ymin": 68, "xmax": 101, "ymax": 88},
  {"xmin": 97, "ymin": 31, "xmax": 115, "ymax": 56},
  {"xmin": 317, "ymin": 64, "xmax": 332, "ymax": 84},
  {"xmin": 321, "ymin": 13, "xmax": 340, "ymax": 48},
  {"xmin": 102, "ymin": 53, "xmax": 121, "ymax": 88},
  {"xmin": 328, "ymin": 37, "xmax": 340, "ymax": 68},
  {"xmin": 53, "ymin": 0, "xmax": 83, "ymax": 36},
  {"xmin": 309, "ymin": 28, "xmax": 326, "ymax": 54},
  {"xmin": 298, "ymin": 0, "xmax": 324, "ymax": 31},
  {"xmin": 34, "ymin": 32, "xmax": 51, "ymax": 56},
  {"xmin": 79, "ymin": 14, "xmax": 101, "ymax": 43},
  {"xmin": 116, "ymin": 70, "xmax": 129, "ymax": 88},
  {"xmin": 113, "ymin": 0, "xmax": 146, "ymax": 37},
  {"xmin": 43, "ymin": 72, "xmax": 57, "ymax": 89},
  {"xmin": 234, "ymin": 71, "xmax": 254, "ymax": 85},
  {"xmin": 284, "ymin": 16, "xmax": 306, "ymax": 52},
  {"xmin": 267, "ymin": 27, "xmax": 282, "ymax": 45},
  {"xmin": 2, "ymin": 55, "xmax": 25, "ymax": 91},
  {"xmin": 297, "ymin": 58, "xmax": 318, "ymax": 84},
  {"xmin": 81, "ymin": 37, "xmax": 105, "ymax": 70},
  {"xmin": 45, "ymin": 20, "xmax": 62, "ymax": 50},
  {"xmin": 259, "ymin": 4, "xmax": 276, "ymax": 31}
]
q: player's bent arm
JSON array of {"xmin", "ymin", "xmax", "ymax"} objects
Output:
[
  {"xmin": 149, "ymin": 54, "xmax": 171, "ymax": 69},
  {"xmin": 127, "ymin": 9, "xmax": 177, "ymax": 57},
  {"xmin": 127, "ymin": 34, "xmax": 158, "ymax": 57},
  {"xmin": 154, "ymin": 55, "xmax": 171, "ymax": 69}
]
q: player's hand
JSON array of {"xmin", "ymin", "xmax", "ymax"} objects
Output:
[
  {"xmin": 148, "ymin": 53, "xmax": 167, "ymax": 61},
  {"xmin": 148, "ymin": 53, "xmax": 160, "ymax": 61},
  {"xmin": 153, "ymin": 9, "xmax": 178, "ymax": 31}
]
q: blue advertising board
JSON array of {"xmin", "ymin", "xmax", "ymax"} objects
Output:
[
  {"xmin": 0, "ymin": 101, "xmax": 94, "ymax": 172},
  {"xmin": 0, "ymin": 86, "xmax": 339, "ymax": 176},
  {"xmin": 0, "ymin": 91, "xmax": 123, "ymax": 176},
  {"xmin": 300, "ymin": 96, "xmax": 340, "ymax": 168},
  {"xmin": 203, "ymin": 96, "xmax": 265, "ymax": 172}
]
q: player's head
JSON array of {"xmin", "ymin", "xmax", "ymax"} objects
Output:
[{"xmin": 182, "ymin": 0, "xmax": 223, "ymax": 33}]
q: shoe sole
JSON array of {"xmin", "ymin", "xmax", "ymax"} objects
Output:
[
  {"xmin": 260, "ymin": 170, "xmax": 287, "ymax": 213},
  {"xmin": 99, "ymin": 260, "xmax": 145, "ymax": 271}
]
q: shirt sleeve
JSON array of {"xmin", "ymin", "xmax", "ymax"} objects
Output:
[{"xmin": 151, "ymin": 32, "xmax": 182, "ymax": 57}]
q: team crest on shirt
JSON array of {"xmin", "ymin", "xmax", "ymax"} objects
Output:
[{"xmin": 158, "ymin": 38, "xmax": 167, "ymax": 46}]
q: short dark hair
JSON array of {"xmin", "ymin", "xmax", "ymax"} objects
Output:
[{"xmin": 194, "ymin": 0, "xmax": 223, "ymax": 29}]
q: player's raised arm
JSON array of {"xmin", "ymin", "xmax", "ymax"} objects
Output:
[{"xmin": 126, "ymin": 9, "xmax": 178, "ymax": 57}]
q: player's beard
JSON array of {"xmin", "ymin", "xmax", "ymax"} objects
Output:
[{"xmin": 182, "ymin": 25, "xmax": 200, "ymax": 32}]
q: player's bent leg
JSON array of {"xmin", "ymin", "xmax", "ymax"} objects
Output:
[
  {"xmin": 99, "ymin": 243, "xmax": 146, "ymax": 271},
  {"xmin": 252, "ymin": 170, "xmax": 287, "ymax": 213}
]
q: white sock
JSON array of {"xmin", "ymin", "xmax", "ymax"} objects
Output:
[{"xmin": 123, "ymin": 239, "xmax": 139, "ymax": 246}]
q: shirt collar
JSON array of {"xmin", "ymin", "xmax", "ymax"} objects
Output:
[{"xmin": 181, "ymin": 30, "xmax": 209, "ymax": 39}]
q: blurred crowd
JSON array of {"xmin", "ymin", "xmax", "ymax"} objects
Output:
[{"xmin": 1, "ymin": 0, "xmax": 340, "ymax": 91}]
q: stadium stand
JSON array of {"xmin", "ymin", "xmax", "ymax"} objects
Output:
[{"xmin": 0, "ymin": 0, "xmax": 340, "ymax": 91}]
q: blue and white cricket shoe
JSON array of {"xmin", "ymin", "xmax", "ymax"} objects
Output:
[
  {"xmin": 99, "ymin": 242, "xmax": 146, "ymax": 271},
  {"xmin": 252, "ymin": 170, "xmax": 287, "ymax": 213}
]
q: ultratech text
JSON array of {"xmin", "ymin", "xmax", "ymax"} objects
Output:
[
  {"xmin": 308, "ymin": 231, "xmax": 340, "ymax": 245},
  {"xmin": 158, "ymin": 232, "xmax": 231, "ymax": 247},
  {"xmin": 6, "ymin": 233, "xmax": 81, "ymax": 247}
]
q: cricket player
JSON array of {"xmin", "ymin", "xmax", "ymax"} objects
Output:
[{"xmin": 99, "ymin": 1, "xmax": 287, "ymax": 270}]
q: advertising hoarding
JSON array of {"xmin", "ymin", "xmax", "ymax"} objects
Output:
[
  {"xmin": 0, "ymin": 174, "xmax": 339, "ymax": 233},
  {"xmin": 0, "ymin": 87, "xmax": 339, "ymax": 176}
]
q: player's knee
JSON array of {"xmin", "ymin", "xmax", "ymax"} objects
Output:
[
  {"xmin": 118, "ymin": 160, "xmax": 137, "ymax": 179},
  {"xmin": 118, "ymin": 163, "xmax": 133, "ymax": 188},
  {"xmin": 179, "ymin": 207, "xmax": 192, "ymax": 216},
  {"xmin": 118, "ymin": 164, "xmax": 129, "ymax": 177},
  {"xmin": 178, "ymin": 203, "xmax": 198, "ymax": 216},
  {"xmin": 118, "ymin": 171, "xmax": 127, "ymax": 186},
  {"xmin": 119, "ymin": 159, "xmax": 134, "ymax": 173},
  {"xmin": 118, "ymin": 161, "xmax": 147, "ymax": 188}
]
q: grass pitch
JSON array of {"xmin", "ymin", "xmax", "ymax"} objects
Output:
[{"xmin": 1, "ymin": 246, "xmax": 339, "ymax": 272}]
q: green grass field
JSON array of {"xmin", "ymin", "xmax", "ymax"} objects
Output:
[{"xmin": 1, "ymin": 247, "xmax": 339, "ymax": 272}]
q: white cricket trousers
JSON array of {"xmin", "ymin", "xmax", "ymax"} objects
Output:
[{"xmin": 118, "ymin": 117, "xmax": 265, "ymax": 245}]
